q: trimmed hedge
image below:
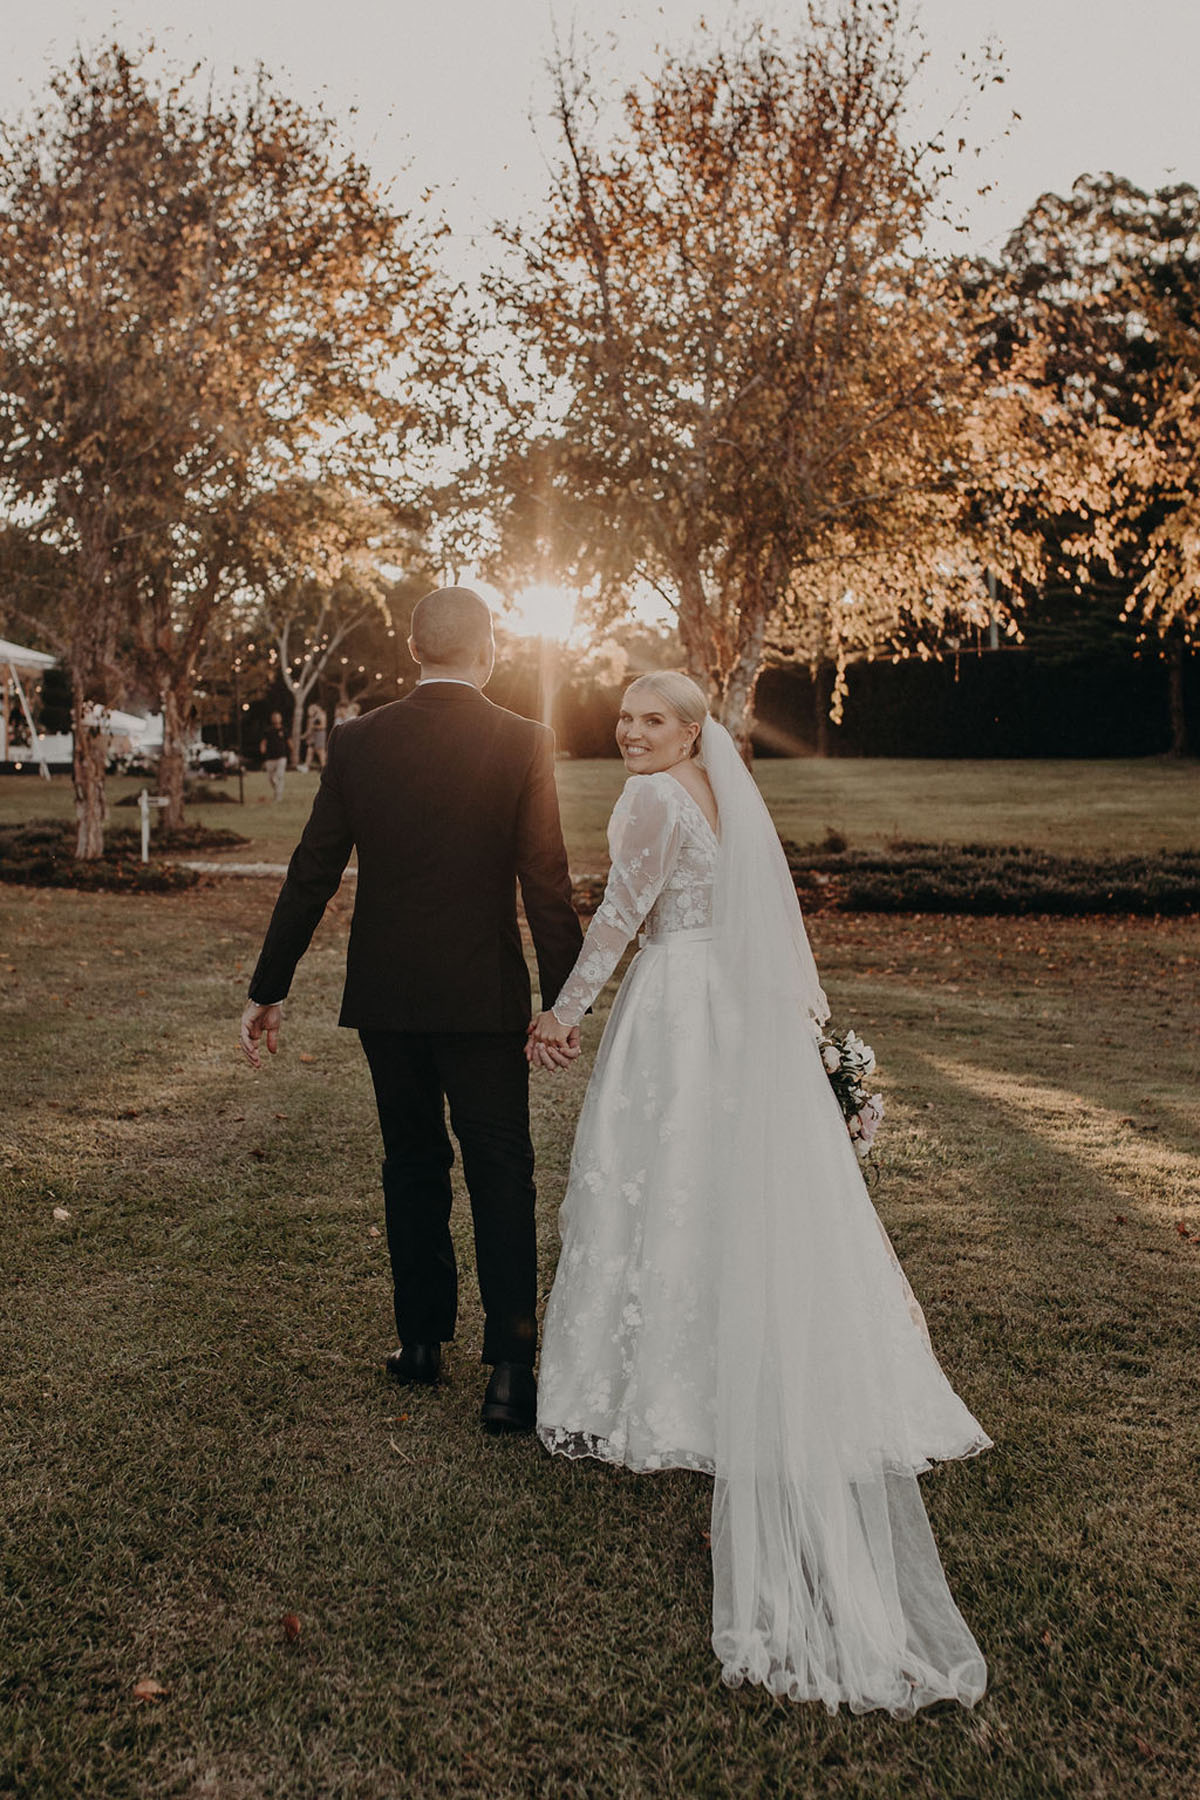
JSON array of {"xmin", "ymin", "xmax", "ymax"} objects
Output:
[{"xmin": 781, "ymin": 840, "xmax": 1200, "ymax": 916}]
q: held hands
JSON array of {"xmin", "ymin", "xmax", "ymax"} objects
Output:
[
  {"xmin": 240, "ymin": 1001, "xmax": 283, "ymax": 1069},
  {"xmin": 526, "ymin": 1010, "xmax": 582, "ymax": 1073}
]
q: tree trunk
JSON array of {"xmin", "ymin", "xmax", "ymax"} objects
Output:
[
  {"xmin": 717, "ymin": 613, "xmax": 767, "ymax": 761},
  {"xmin": 674, "ymin": 566, "xmax": 720, "ymax": 698},
  {"xmin": 290, "ymin": 688, "xmax": 307, "ymax": 769},
  {"xmin": 1166, "ymin": 634, "xmax": 1190, "ymax": 758},
  {"xmin": 813, "ymin": 660, "xmax": 834, "ymax": 758},
  {"xmin": 71, "ymin": 683, "xmax": 107, "ymax": 860},
  {"xmin": 157, "ymin": 686, "xmax": 189, "ymax": 832}
]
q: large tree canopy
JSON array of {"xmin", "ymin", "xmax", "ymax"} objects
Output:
[
  {"xmin": 979, "ymin": 173, "xmax": 1200, "ymax": 752},
  {"xmin": 478, "ymin": 4, "xmax": 1035, "ymax": 745},
  {"xmin": 0, "ymin": 43, "xmax": 447, "ymax": 847}
]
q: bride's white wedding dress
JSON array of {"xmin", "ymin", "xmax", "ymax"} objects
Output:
[{"xmin": 538, "ymin": 721, "xmax": 991, "ymax": 1716}]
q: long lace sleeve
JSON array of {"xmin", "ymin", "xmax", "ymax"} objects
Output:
[{"xmin": 550, "ymin": 776, "xmax": 683, "ymax": 1027}]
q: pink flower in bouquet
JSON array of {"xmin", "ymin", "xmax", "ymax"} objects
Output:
[
  {"xmin": 821, "ymin": 1043, "xmax": 841, "ymax": 1073},
  {"xmin": 859, "ymin": 1094, "xmax": 884, "ymax": 1143},
  {"xmin": 849, "ymin": 1095, "xmax": 884, "ymax": 1159}
]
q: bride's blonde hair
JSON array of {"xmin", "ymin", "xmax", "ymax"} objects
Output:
[{"xmin": 623, "ymin": 671, "xmax": 710, "ymax": 759}]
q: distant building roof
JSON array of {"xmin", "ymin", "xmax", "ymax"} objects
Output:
[{"xmin": 0, "ymin": 637, "xmax": 58, "ymax": 673}]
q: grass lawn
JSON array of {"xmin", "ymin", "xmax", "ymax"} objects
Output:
[
  {"xmin": 2, "ymin": 752, "xmax": 1198, "ymax": 875},
  {"xmin": 2, "ymin": 850, "xmax": 1198, "ymax": 1796}
]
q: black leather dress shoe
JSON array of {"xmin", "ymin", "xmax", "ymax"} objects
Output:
[
  {"xmin": 480, "ymin": 1361, "xmax": 537, "ymax": 1433},
  {"xmin": 385, "ymin": 1342, "xmax": 442, "ymax": 1385}
]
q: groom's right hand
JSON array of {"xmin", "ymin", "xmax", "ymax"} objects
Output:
[{"xmin": 526, "ymin": 1018, "xmax": 581, "ymax": 1072}]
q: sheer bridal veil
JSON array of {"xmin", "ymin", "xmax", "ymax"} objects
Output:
[{"xmin": 700, "ymin": 717, "xmax": 989, "ymax": 1714}]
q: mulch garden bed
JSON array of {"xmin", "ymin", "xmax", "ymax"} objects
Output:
[{"xmin": 0, "ymin": 819, "xmax": 251, "ymax": 893}]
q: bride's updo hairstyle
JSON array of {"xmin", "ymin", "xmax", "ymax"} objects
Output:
[{"xmin": 623, "ymin": 671, "xmax": 710, "ymax": 759}]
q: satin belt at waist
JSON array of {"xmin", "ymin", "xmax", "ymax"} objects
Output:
[{"xmin": 637, "ymin": 924, "xmax": 714, "ymax": 947}]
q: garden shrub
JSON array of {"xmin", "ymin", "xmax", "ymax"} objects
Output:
[{"xmin": 782, "ymin": 841, "xmax": 1200, "ymax": 916}]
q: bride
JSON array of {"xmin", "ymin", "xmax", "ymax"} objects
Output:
[{"xmin": 528, "ymin": 671, "xmax": 991, "ymax": 1716}]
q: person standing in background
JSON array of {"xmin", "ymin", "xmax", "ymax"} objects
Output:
[
  {"xmin": 305, "ymin": 702, "xmax": 327, "ymax": 771},
  {"xmin": 260, "ymin": 711, "xmax": 289, "ymax": 803}
]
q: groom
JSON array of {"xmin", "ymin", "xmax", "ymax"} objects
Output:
[{"xmin": 239, "ymin": 588, "xmax": 583, "ymax": 1431}]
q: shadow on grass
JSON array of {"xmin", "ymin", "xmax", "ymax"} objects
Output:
[{"xmin": 880, "ymin": 1042, "xmax": 1198, "ymax": 1797}]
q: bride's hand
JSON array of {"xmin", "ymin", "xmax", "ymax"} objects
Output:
[
  {"xmin": 531, "ymin": 1008, "xmax": 572, "ymax": 1047},
  {"xmin": 526, "ymin": 1012, "xmax": 581, "ymax": 1071}
]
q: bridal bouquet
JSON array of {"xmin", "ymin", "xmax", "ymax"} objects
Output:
[{"xmin": 819, "ymin": 1027, "xmax": 885, "ymax": 1160}]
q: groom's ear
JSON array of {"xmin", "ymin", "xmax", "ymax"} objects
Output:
[{"xmin": 407, "ymin": 635, "xmax": 421, "ymax": 669}]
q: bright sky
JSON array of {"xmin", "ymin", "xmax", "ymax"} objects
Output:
[
  {"xmin": 4, "ymin": 0, "xmax": 1198, "ymax": 263},
  {"xmin": 4, "ymin": 0, "xmax": 1197, "ymax": 634}
]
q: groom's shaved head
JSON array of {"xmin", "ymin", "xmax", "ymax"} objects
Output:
[{"xmin": 410, "ymin": 587, "xmax": 494, "ymax": 668}]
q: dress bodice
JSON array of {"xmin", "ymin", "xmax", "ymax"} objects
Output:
[{"xmin": 551, "ymin": 772, "xmax": 717, "ymax": 1026}]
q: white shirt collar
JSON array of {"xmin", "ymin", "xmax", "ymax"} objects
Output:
[{"xmin": 416, "ymin": 678, "xmax": 480, "ymax": 689}]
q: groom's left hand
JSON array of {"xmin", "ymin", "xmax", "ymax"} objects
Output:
[{"xmin": 240, "ymin": 1001, "xmax": 283, "ymax": 1069}]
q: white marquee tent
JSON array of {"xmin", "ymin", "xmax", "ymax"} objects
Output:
[
  {"xmin": 0, "ymin": 636, "xmax": 57, "ymax": 776},
  {"xmin": 0, "ymin": 639, "xmax": 162, "ymax": 776}
]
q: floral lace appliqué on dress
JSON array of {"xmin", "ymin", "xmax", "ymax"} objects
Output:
[{"xmin": 540, "ymin": 772, "xmax": 721, "ymax": 1470}]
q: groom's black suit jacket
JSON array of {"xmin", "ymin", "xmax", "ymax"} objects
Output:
[{"xmin": 249, "ymin": 683, "xmax": 583, "ymax": 1033}]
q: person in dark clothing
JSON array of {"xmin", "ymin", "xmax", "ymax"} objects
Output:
[
  {"xmin": 239, "ymin": 588, "xmax": 583, "ymax": 1431},
  {"xmin": 260, "ymin": 712, "xmax": 289, "ymax": 802}
]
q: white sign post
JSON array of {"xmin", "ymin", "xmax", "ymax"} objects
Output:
[{"xmin": 138, "ymin": 788, "xmax": 170, "ymax": 863}]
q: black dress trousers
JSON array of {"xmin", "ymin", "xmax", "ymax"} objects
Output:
[{"xmin": 359, "ymin": 1029, "xmax": 538, "ymax": 1367}]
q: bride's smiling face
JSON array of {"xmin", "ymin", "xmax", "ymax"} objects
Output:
[{"xmin": 615, "ymin": 691, "xmax": 698, "ymax": 772}]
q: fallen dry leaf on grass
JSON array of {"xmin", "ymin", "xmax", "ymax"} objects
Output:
[
  {"xmin": 51, "ymin": 1207, "xmax": 70, "ymax": 1222},
  {"xmin": 281, "ymin": 1613, "xmax": 301, "ymax": 1642},
  {"xmin": 298, "ymin": 1053, "xmax": 316, "ymax": 1065},
  {"xmin": 132, "ymin": 1678, "xmax": 167, "ymax": 1702},
  {"xmin": 367, "ymin": 1225, "xmax": 381, "ymax": 1238}
]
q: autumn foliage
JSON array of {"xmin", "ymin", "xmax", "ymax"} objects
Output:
[
  {"xmin": 0, "ymin": 45, "xmax": 444, "ymax": 851},
  {"xmin": 478, "ymin": 4, "xmax": 1041, "ymax": 745}
]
